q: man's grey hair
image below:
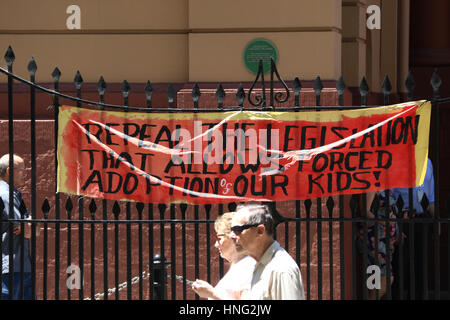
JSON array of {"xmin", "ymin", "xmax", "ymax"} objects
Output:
[
  {"xmin": 236, "ymin": 203, "xmax": 275, "ymax": 236},
  {"xmin": 0, "ymin": 154, "xmax": 20, "ymax": 177}
]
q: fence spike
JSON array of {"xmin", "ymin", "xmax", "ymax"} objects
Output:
[
  {"xmin": 313, "ymin": 76, "xmax": 323, "ymax": 106},
  {"xmin": 359, "ymin": 76, "xmax": 369, "ymax": 96},
  {"xmin": 336, "ymin": 76, "xmax": 346, "ymax": 95},
  {"xmin": 430, "ymin": 68, "xmax": 442, "ymax": 96},
  {"xmin": 121, "ymin": 80, "xmax": 130, "ymax": 99},
  {"xmin": 179, "ymin": 203, "xmax": 187, "ymax": 214},
  {"xmin": 420, "ymin": 193, "xmax": 430, "ymax": 214},
  {"xmin": 74, "ymin": 70, "xmax": 83, "ymax": 89},
  {"xmin": 89, "ymin": 199, "xmax": 97, "ymax": 215},
  {"xmin": 293, "ymin": 77, "xmax": 302, "ymax": 95},
  {"xmin": 167, "ymin": 84, "xmax": 176, "ymax": 108},
  {"xmin": 271, "ymin": 208, "xmax": 286, "ymax": 227},
  {"xmin": 136, "ymin": 202, "xmax": 144, "ymax": 213},
  {"xmin": 349, "ymin": 195, "xmax": 358, "ymax": 214},
  {"xmin": 42, "ymin": 199, "xmax": 51, "ymax": 218},
  {"xmin": 51, "ymin": 67, "xmax": 61, "ymax": 82},
  {"xmin": 292, "ymin": 77, "xmax": 302, "ymax": 107},
  {"xmin": 192, "ymin": 83, "xmax": 201, "ymax": 107},
  {"xmin": 4, "ymin": 46, "xmax": 15, "ymax": 66},
  {"xmin": 405, "ymin": 71, "xmax": 415, "ymax": 99},
  {"xmin": 204, "ymin": 204, "xmax": 211, "ymax": 213},
  {"xmin": 97, "ymin": 76, "xmax": 107, "ymax": 96},
  {"xmin": 216, "ymin": 84, "xmax": 225, "ymax": 108},
  {"xmin": 326, "ymin": 197, "xmax": 334, "ymax": 212},
  {"xmin": 395, "ymin": 194, "xmax": 404, "ymax": 213},
  {"xmin": 304, "ymin": 199, "xmax": 312, "ymax": 211},
  {"xmin": 158, "ymin": 204, "xmax": 167, "ymax": 214},
  {"xmin": 65, "ymin": 197, "xmax": 73, "ymax": 213},
  {"xmin": 145, "ymin": 80, "xmax": 153, "ymax": 108},
  {"xmin": 381, "ymin": 75, "xmax": 392, "ymax": 95},
  {"xmin": 313, "ymin": 76, "xmax": 323, "ymax": 95},
  {"xmin": 27, "ymin": 57, "xmax": 37, "ymax": 76},
  {"xmin": 112, "ymin": 201, "xmax": 121, "ymax": 218},
  {"xmin": 359, "ymin": 76, "xmax": 369, "ymax": 106},
  {"xmin": 236, "ymin": 84, "xmax": 245, "ymax": 107}
]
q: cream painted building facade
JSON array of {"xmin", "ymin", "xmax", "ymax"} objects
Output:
[{"xmin": 1, "ymin": 0, "xmax": 410, "ymax": 94}]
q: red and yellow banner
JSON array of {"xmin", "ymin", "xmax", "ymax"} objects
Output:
[{"xmin": 57, "ymin": 101, "xmax": 431, "ymax": 204}]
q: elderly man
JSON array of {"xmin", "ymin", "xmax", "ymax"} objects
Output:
[
  {"xmin": 0, "ymin": 154, "xmax": 33, "ymax": 300},
  {"xmin": 230, "ymin": 203, "xmax": 305, "ymax": 300}
]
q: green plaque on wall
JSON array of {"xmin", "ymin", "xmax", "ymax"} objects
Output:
[{"xmin": 243, "ymin": 39, "xmax": 278, "ymax": 74}]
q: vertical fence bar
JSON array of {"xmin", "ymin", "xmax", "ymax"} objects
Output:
[
  {"xmin": 359, "ymin": 77, "xmax": 369, "ymax": 300},
  {"xmin": 145, "ymin": 82, "xmax": 153, "ymax": 300},
  {"xmin": 136, "ymin": 203, "xmax": 144, "ymax": 300},
  {"xmin": 194, "ymin": 205, "xmax": 199, "ymax": 300},
  {"xmin": 398, "ymin": 72, "xmax": 415, "ymax": 301},
  {"xmin": 350, "ymin": 195, "xmax": 358, "ymax": 300},
  {"xmin": 74, "ymin": 71, "xmax": 84, "ymax": 300},
  {"xmin": 361, "ymin": 193, "xmax": 369, "ymax": 300},
  {"xmin": 113, "ymin": 202, "xmax": 120, "ymax": 300},
  {"xmin": 293, "ymin": 78, "xmax": 302, "ymax": 275},
  {"xmin": 148, "ymin": 204, "xmax": 154, "ymax": 299},
  {"xmin": 339, "ymin": 194, "xmax": 345, "ymax": 300},
  {"xmin": 49, "ymin": 65, "xmax": 61, "ymax": 301},
  {"xmin": 430, "ymin": 69, "xmax": 441, "ymax": 300},
  {"xmin": 180, "ymin": 204, "xmax": 187, "ymax": 299},
  {"xmin": 381, "ymin": 75, "xmax": 393, "ymax": 300},
  {"xmin": 360, "ymin": 78, "xmax": 370, "ymax": 300},
  {"xmin": 205, "ymin": 205, "xmax": 212, "ymax": 286},
  {"xmin": 170, "ymin": 204, "xmax": 176, "ymax": 300},
  {"xmin": 158, "ymin": 204, "xmax": 167, "ymax": 299},
  {"xmin": 102, "ymin": 197, "xmax": 108, "ymax": 301},
  {"xmin": 97, "ymin": 76, "xmax": 108, "ymax": 300},
  {"xmin": 336, "ymin": 76, "xmax": 346, "ymax": 300},
  {"xmin": 5, "ymin": 46, "xmax": 15, "ymax": 300},
  {"xmin": 121, "ymin": 80, "xmax": 132, "ymax": 300},
  {"xmin": 89, "ymin": 200, "xmax": 96, "ymax": 300},
  {"xmin": 326, "ymin": 197, "xmax": 334, "ymax": 300},
  {"xmin": 313, "ymin": 76, "xmax": 324, "ymax": 300},
  {"xmin": 66, "ymin": 199, "xmax": 73, "ymax": 300},
  {"xmin": 29, "ymin": 59, "xmax": 40, "ymax": 301},
  {"xmin": 42, "ymin": 200, "xmax": 50, "ymax": 300},
  {"xmin": 304, "ymin": 199, "xmax": 311, "ymax": 300}
]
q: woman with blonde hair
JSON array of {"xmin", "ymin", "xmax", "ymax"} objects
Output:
[{"xmin": 191, "ymin": 212, "xmax": 256, "ymax": 300}]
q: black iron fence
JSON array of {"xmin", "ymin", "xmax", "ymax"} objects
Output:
[{"xmin": 0, "ymin": 46, "xmax": 449, "ymax": 300}]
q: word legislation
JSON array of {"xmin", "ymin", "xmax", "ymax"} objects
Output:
[{"xmin": 57, "ymin": 101, "xmax": 431, "ymax": 204}]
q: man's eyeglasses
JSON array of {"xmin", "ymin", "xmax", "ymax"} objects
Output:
[{"xmin": 230, "ymin": 223, "xmax": 260, "ymax": 235}]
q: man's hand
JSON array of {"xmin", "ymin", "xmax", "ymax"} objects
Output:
[{"xmin": 191, "ymin": 279, "xmax": 216, "ymax": 299}]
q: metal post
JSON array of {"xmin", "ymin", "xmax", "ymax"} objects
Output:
[{"xmin": 152, "ymin": 254, "xmax": 168, "ymax": 300}]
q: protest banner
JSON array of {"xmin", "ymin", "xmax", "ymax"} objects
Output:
[{"xmin": 57, "ymin": 101, "xmax": 431, "ymax": 204}]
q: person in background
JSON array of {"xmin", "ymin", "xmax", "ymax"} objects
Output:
[
  {"xmin": 191, "ymin": 211, "xmax": 256, "ymax": 300},
  {"xmin": 391, "ymin": 157, "xmax": 435, "ymax": 300},
  {"xmin": 359, "ymin": 192, "xmax": 399, "ymax": 299},
  {"xmin": 0, "ymin": 154, "xmax": 34, "ymax": 300}
]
